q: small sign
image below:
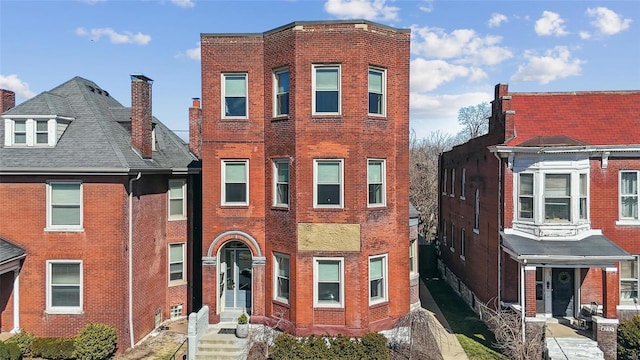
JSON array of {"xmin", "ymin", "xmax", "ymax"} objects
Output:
[{"xmin": 599, "ymin": 326, "xmax": 615, "ymax": 332}]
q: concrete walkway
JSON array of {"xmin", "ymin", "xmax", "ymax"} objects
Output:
[{"xmin": 419, "ymin": 278, "xmax": 469, "ymax": 360}]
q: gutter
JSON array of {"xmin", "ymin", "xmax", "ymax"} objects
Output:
[{"xmin": 128, "ymin": 172, "xmax": 142, "ymax": 348}]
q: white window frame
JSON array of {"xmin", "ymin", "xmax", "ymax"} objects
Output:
[
  {"xmin": 474, "ymin": 189, "xmax": 480, "ymax": 233},
  {"xmin": 46, "ymin": 181, "xmax": 83, "ymax": 232},
  {"xmin": 222, "ymin": 160, "xmax": 249, "ymax": 206},
  {"xmin": 367, "ymin": 159, "xmax": 386, "ymax": 207},
  {"xmin": 273, "ymin": 159, "xmax": 290, "ymax": 208},
  {"xmin": 442, "ymin": 169, "xmax": 448, "ymax": 195},
  {"xmin": 273, "ymin": 253, "xmax": 290, "ymax": 304},
  {"xmin": 313, "ymin": 159, "xmax": 344, "ymax": 208},
  {"xmin": 312, "ymin": 65, "xmax": 341, "ymax": 115},
  {"xmin": 313, "ymin": 257, "xmax": 344, "ymax": 308},
  {"xmin": 168, "ymin": 179, "xmax": 187, "ymax": 220},
  {"xmin": 620, "ymin": 255, "xmax": 639, "ymax": 306},
  {"xmin": 4, "ymin": 118, "xmax": 55, "ymax": 147},
  {"xmin": 518, "ymin": 173, "xmax": 534, "ymax": 221},
  {"xmin": 368, "ymin": 67, "xmax": 386, "ymax": 116},
  {"xmin": 450, "ymin": 223, "xmax": 455, "ymax": 252},
  {"xmin": 450, "ymin": 168, "xmax": 456, "ymax": 197},
  {"xmin": 460, "ymin": 228, "xmax": 466, "ymax": 261},
  {"xmin": 460, "ymin": 168, "xmax": 466, "ymax": 200},
  {"xmin": 222, "ymin": 73, "xmax": 248, "ymax": 119},
  {"xmin": 168, "ymin": 243, "xmax": 186, "ymax": 285},
  {"xmin": 273, "ymin": 68, "xmax": 289, "ymax": 117},
  {"xmin": 619, "ymin": 170, "xmax": 639, "ymax": 224},
  {"xmin": 409, "ymin": 240, "xmax": 418, "ymax": 275},
  {"xmin": 46, "ymin": 260, "xmax": 83, "ymax": 314},
  {"xmin": 369, "ymin": 254, "xmax": 388, "ymax": 305}
]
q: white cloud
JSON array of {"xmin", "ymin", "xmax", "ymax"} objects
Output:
[
  {"xmin": 586, "ymin": 7, "xmax": 631, "ymax": 35},
  {"xmin": 410, "ymin": 59, "xmax": 479, "ymax": 92},
  {"xmin": 535, "ymin": 11, "xmax": 568, "ymax": 36},
  {"xmin": 75, "ymin": 27, "xmax": 151, "ymax": 45},
  {"xmin": 324, "ymin": 0, "xmax": 399, "ymax": 21},
  {"xmin": 175, "ymin": 42, "xmax": 201, "ymax": 61},
  {"xmin": 579, "ymin": 31, "xmax": 591, "ymax": 39},
  {"xmin": 171, "ymin": 0, "xmax": 195, "ymax": 8},
  {"xmin": 419, "ymin": 0, "xmax": 433, "ymax": 13},
  {"xmin": 488, "ymin": 13, "xmax": 508, "ymax": 28},
  {"xmin": 410, "ymin": 91, "xmax": 492, "ymax": 137},
  {"xmin": 0, "ymin": 74, "xmax": 36, "ymax": 99},
  {"xmin": 510, "ymin": 46, "xmax": 584, "ymax": 84},
  {"xmin": 411, "ymin": 26, "xmax": 513, "ymax": 66}
]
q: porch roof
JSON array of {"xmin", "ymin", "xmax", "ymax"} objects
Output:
[
  {"xmin": 501, "ymin": 232, "xmax": 634, "ymax": 266},
  {"xmin": 0, "ymin": 237, "xmax": 26, "ymax": 267}
]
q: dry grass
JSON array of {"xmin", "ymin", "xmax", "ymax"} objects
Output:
[{"xmin": 114, "ymin": 318, "xmax": 188, "ymax": 360}]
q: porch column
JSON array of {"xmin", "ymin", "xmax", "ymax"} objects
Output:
[
  {"xmin": 524, "ymin": 265, "xmax": 537, "ymax": 317},
  {"xmin": 251, "ymin": 257, "xmax": 266, "ymax": 319},
  {"xmin": 11, "ymin": 267, "xmax": 19, "ymax": 333},
  {"xmin": 602, "ymin": 267, "xmax": 618, "ymax": 319},
  {"xmin": 202, "ymin": 257, "xmax": 219, "ymax": 323}
]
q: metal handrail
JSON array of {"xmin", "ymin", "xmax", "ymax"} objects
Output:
[{"xmin": 169, "ymin": 338, "xmax": 188, "ymax": 360}]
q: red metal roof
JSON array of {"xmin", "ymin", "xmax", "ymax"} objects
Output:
[{"xmin": 505, "ymin": 91, "xmax": 640, "ymax": 146}]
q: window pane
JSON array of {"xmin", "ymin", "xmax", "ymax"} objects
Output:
[
  {"xmin": 545, "ymin": 198, "xmax": 570, "ymax": 221},
  {"xmin": 277, "ymin": 71, "xmax": 289, "ymax": 93},
  {"xmin": 14, "ymin": 121, "xmax": 25, "ymax": 132},
  {"xmin": 225, "ymin": 184, "xmax": 247, "ymax": 202},
  {"xmin": 368, "ymin": 71, "xmax": 382, "ymax": 92},
  {"xmin": 277, "ymin": 256, "xmax": 290, "ymax": 277},
  {"xmin": 225, "ymin": 163, "xmax": 247, "ymax": 182},
  {"xmin": 318, "ymin": 261, "xmax": 339, "ymax": 281},
  {"xmin": 36, "ymin": 133, "xmax": 48, "ymax": 144},
  {"xmin": 52, "ymin": 286, "xmax": 80, "ymax": 307},
  {"xmin": 52, "ymin": 183, "xmax": 81, "ymax": 204},
  {"xmin": 277, "ymin": 93, "xmax": 289, "ymax": 115},
  {"xmin": 170, "ymin": 263, "xmax": 183, "ymax": 280},
  {"xmin": 369, "ymin": 258, "xmax": 383, "ymax": 278},
  {"xmin": 621, "ymin": 281, "xmax": 638, "ymax": 300},
  {"xmin": 277, "ymin": 278, "xmax": 289, "ymax": 299},
  {"xmin": 52, "ymin": 263, "xmax": 80, "ymax": 284},
  {"xmin": 520, "ymin": 174, "xmax": 533, "ymax": 195},
  {"xmin": 14, "ymin": 134, "xmax": 26, "ymax": 144},
  {"xmin": 37, "ymin": 121, "xmax": 48, "ymax": 132},
  {"xmin": 368, "ymin": 162, "xmax": 382, "ymax": 182},
  {"xmin": 316, "ymin": 92, "xmax": 338, "ymax": 113},
  {"xmin": 545, "ymin": 174, "xmax": 570, "ymax": 197},
  {"xmin": 318, "ymin": 283, "xmax": 340, "ymax": 302},
  {"xmin": 170, "ymin": 182, "xmax": 184, "ymax": 198},
  {"xmin": 52, "ymin": 206, "xmax": 81, "ymax": 225},
  {"xmin": 277, "ymin": 163, "xmax": 289, "ymax": 182},
  {"xmin": 369, "ymin": 93, "xmax": 382, "ymax": 114},
  {"xmin": 316, "ymin": 69, "xmax": 338, "ymax": 90},
  {"xmin": 317, "ymin": 162, "xmax": 339, "ymax": 183},
  {"xmin": 519, "ymin": 198, "xmax": 533, "ymax": 219},
  {"xmin": 225, "ymin": 98, "xmax": 246, "ymax": 117},
  {"xmin": 622, "ymin": 197, "xmax": 638, "ymax": 218},
  {"xmin": 579, "ymin": 174, "xmax": 587, "ymax": 196},
  {"xmin": 170, "ymin": 244, "xmax": 183, "ymax": 262},
  {"xmin": 170, "ymin": 199, "xmax": 183, "ymax": 216},
  {"xmin": 369, "ymin": 184, "xmax": 382, "ymax": 204},
  {"xmin": 317, "ymin": 185, "xmax": 339, "ymax": 205},
  {"xmin": 621, "ymin": 172, "xmax": 638, "ymax": 195},
  {"xmin": 621, "ymin": 260, "xmax": 638, "ymax": 279},
  {"xmin": 225, "ymin": 76, "xmax": 246, "ymax": 97},
  {"xmin": 277, "ymin": 184, "xmax": 289, "ymax": 204}
]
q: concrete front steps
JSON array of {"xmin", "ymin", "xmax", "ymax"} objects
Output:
[
  {"xmin": 195, "ymin": 327, "xmax": 248, "ymax": 360},
  {"xmin": 545, "ymin": 337, "xmax": 604, "ymax": 360}
]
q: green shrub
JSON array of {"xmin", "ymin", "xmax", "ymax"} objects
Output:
[
  {"xmin": 237, "ymin": 313, "xmax": 248, "ymax": 325},
  {"xmin": 0, "ymin": 341, "xmax": 11, "ymax": 360},
  {"xmin": 270, "ymin": 332, "xmax": 390, "ymax": 360},
  {"xmin": 73, "ymin": 323, "xmax": 117, "ymax": 360},
  {"xmin": 5, "ymin": 342, "xmax": 22, "ymax": 360},
  {"xmin": 618, "ymin": 315, "xmax": 640, "ymax": 360},
  {"xmin": 271, "ymin": 333, "xmax": 301, "ymax": 359},
  {"xmin": 360, "ymin": 332, "xmax": 389, "ymax": 360},
  {"xmin": 5, "ymin": 330, "xmax": 35, "ymax": 357},
  {"xmin": 328, "ymin": 335, "xmax": 366, "ymax": 359},
  {"xmin": 31, "ymin": 337, "xmax": 75, "ymax": 360}
]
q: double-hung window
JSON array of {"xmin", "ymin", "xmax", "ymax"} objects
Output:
[
  {"xmin": 168, "ymin": 179, "xmax": 186, "ymax": 220},
  {"xmin": 409, "ymin": 240, "xmax": 417, "ymax": 274},
  {"xmin": 169, "ymin": 243, "xmax": 185, "ymax": 284},
  {"xmin": 474, "ymin": 189, "xmax": 480, "ymax": 231},
  {"xmin": 223, "ymin": 73, "xmax": 247, "ymax": 118},
  {"xmin": 273, "ymin": 160, "xmax": 289, "ymax": 207},
  {"xmin": 314, "ymin": 257, "xmax": 343, "ymax": 308},
  {"xmin": 47, "ymin": 260, "xmax": 82, "ymax": 313},
  {"xmin": 369, "ymin": 254, "xmax": 388, "ymax": 305},
  {"xmin": 450, "ymin": 223, "xmax": 455, "ymax": 251},
  {"xmin": 36, "ymin": 120, "xmax": 49, "ymax": 144},
  {"xmin": 47, "ymin": 181, "xmax": 82, "ymax": 231},
  {"xmin": 368, "ymin": 67, "xmax": 385, "ymax": 116},
  {"xmin": 451, "ymin": 169, "xmax": 456, "ymax": 197},
  {"xmin": 442, "ymin": 169, "xmax": 448, "ymax": 195},
  {"xmin": 313, "ymin": 65, "xmax": 340, "ymax": 114},
  {"xmin": 274, "ymin": 69, "xmax": 289, "ymax": 117},
  {"xmin": 545, "ymin": 174, "xmax": 571, "ymax": 222},
  {"xmin": 579, "ymin": 174, "xmax": 588, "ymax": 220},
  {"xmin": 274, "ymin": 253, "xmax": 290, "ymax": 304},
  {"xmin": 314, "ymin": 159, "xmax": 343, "ymax": 208},
  {"xmin": 519, "ymin": 173, "xmax": 534, "ymax": 220},
  {"xmin": 4, "ymin": 118, "xmax": 53, "ymax": 146},
  {"xmin": 14, "ymin": 120, "xmax": 26, "ymax": 144},
  {"xmin": 620, "ymin": 255, "xmax": 639, "ymax": 305},
  {"xmin": 620, "ymin": 171, "xmax": 639, "ymax": 222},
  {"xmin": 368, "ymin": 159, "xmax": 385, "ymax": 207},
  {"xmin": 222, "ymin": 160, "xmax": 248, "ymax": 205},
  {"xmin": 461, "ymin": 168, "xmax": 466, "ymax": 199},
  {"xmin": 460, "ymin": 228, "xmax": 466, "ymax": 260}
]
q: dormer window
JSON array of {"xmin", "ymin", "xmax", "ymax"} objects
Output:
[{"xmin": 4, "ymin": 118, "xmax": 60, "ymax": 147}]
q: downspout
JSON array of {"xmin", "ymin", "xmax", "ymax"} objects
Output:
[
  {"xmin": 520, "ymin": 263, "xmax": 526, "ymax": 343},
  {"xmin": 492, "ymin": 152, "xmax": 503, "ymax": 307},
  {"xmin": 128, "ymin": 172, "xmax": 142, "ymax": 348}
]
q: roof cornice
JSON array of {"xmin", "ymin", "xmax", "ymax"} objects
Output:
[{"xmin": 489, "ymin": 145, "xmax": 640, "ymax": 157}]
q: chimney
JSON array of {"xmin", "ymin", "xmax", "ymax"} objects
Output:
[
  {"xmin": 0, "ymin": 89, "xmax": 16, "ymax": 113},
  {"xmin": 131, "ymin": 74, "xmax": 153, "ymax": 158},
  {"xmin": 189, "ymin": 98, "xmax": 202, "ymax": 159}
]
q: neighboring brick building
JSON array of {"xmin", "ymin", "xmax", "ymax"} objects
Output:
[
  {"xmin": 0, "ymin": 75, "xmax": 200, "ymax": 350},
  {"xmin": 194, "ymin": 20, "xmax": 416, "ymax": 335},
  {"xmin": 439, "ymin": 84, "xmax": 640, "ymax": 359}
]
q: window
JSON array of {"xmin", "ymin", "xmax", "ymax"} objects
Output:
[
  {"xmin": 314, "ymin": 159, "xmax": 343, "ymax": 208},
  {"xmin": 222, "ymin": 160, "xmax": 248, "ymax": 205},
  {"xmin": 409, "ymin": 240, "xmax": 417, "ymax": 274},
  {"xmin": 368, "ymin": 159, "xmax": 386, "ymax": 207},
  {"xmin": 368, "ymin": 67, "xmax": 385, "ymax": 115},
  {"xmin": 169, "ymin": 243, "xmax": 185, "ymax": 284},
  {"xmin": 460, "ymin": 228, "xmax": 466, "ymax": 260},
  {"xmin": 223, "ymin": 73, "xmax": 247, "ymax": 118},
  {"xmin": 519, "ymin": 173, "xmax": 534, "ymax": 220},
  {"xmin": 579, "ymin": 174, "xmax": 588, "ymax": 220},
  {"xmin": 621, "ymin": 256, "xmax": 639, "ymax": 305},
  {"xmin": 461, "ymin": 168, "xmax": 466, "ymax": 199},
  {"xmin": 47, "ymin": 261, "xmax": 82, "ymax": 313},
  {"xmin": 4, "ymin": 118, "xmax": 53, "ymax": 146},
  {"xmin": 274, "ymin": 253, "xmax": 290, "ymax": 303},
  {"xmin": 474, "ymin": 189, "xmax": 480, "ymax": 231},
  {"xmin": 313, "ymin": 65, "xmax": 340, "ymax": 114},
  {"xmin": 170, "ymin": 304, "xmax": 183, "ymax": 318},
  {"xmin": 442, "ymin": 169, "xmax": 448, "ymax": 195},
  {"xmin": 314, "ymin": 258, "xmax": 343, "ymax": 307},
  {"xmin": 47, "ymin": 181, "xmax": 82, "ymax": 230},
  {"xmin": 369, "ymin": 254, "xmax": 388, "ymax": 304},
  {"xmin": 273, "ymin": 160, "xmax": 289, "ymax": 207},
  {"xmin": 620, "ymin": 171, "xmax": 639, "ymax": 221},
  {"xmin": 545, "ymin": 174, "xmax": 571, "ymax": 222},
  {"xmin": 450, "ymin": 223, "xmax": 455, "ymax": 251},
  {"xmin": 451, "ymin": 169, "xmax": 456, "ymax": 196},
  {"xmin": 14, "ymin": 120, "xmax": 26, "ymax": 144},
  {"xmin": 168, "ymin": 179, "xmax": 186, "ymax": 220},
  {"xmin": 36, "ymin": 120, "xmax": 48, "ymax": 144},
  {"xmin": 274, "ymin": 69, "xmax": 289, "ymax": 116}
]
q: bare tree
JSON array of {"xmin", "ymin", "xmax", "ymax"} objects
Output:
[
  {"xmin": 457, "ymin": 102, "xmax": 490, "ymax": 140},
  {"xmin": 388, "ymin": 309, "xmax": 445, "ymax": 360}
]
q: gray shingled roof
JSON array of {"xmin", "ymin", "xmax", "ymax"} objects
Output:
[
  {"xmin": 0, "ymin": 76, "xmax": 197, "ymax": 172},
  {"xmin": 0, "ymin": 237, "xmax": 26, "ymax": 265}
]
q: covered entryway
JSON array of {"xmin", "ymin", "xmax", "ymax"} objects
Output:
[
  {"xmin": 218, "ymin": 241, "xmax": 252, "ymax": 315},
  {"xmin": 0, "ymin": 238, "xmax": 26, "ymax": 334},
  {"xmin": 552, "ymin": 268, "xmax": 574, "ymax": 317}
]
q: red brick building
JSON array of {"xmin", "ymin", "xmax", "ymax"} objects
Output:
[
  {"xmin": 439, "ymin": 84, "xmax": 640, "ymax": 358},
  {"xmin": 0, "ymin": 75, "xmax": 200, "ymax": 350},
  {"xmin": 193, "ymin": 20, "xmax": 417, "ymax": 335}
]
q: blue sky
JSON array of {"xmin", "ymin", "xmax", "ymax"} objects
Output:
[{"xmin": 1, "ymin": 0, "xmax": 638, "ymax": 140}]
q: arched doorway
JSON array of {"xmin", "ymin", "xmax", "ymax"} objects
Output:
[{"xmin": 218, "ymin": 241, "xmax": 252, "ymax": 315}]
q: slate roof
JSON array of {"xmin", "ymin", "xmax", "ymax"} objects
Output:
[
  {"xmin": 0, "ymin": 237, "xmax": 26, "ymax": 265},
  {"xmin": 0, "ymin": 76, "xmax": 197, "ymax": 172},
  {"xmin": 502, "ymin": 232, "xmax": 633, "ymax": 265},
  {"xmin": 504, "ymin": 91, "xmax": 640, "ymax": 147}
]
